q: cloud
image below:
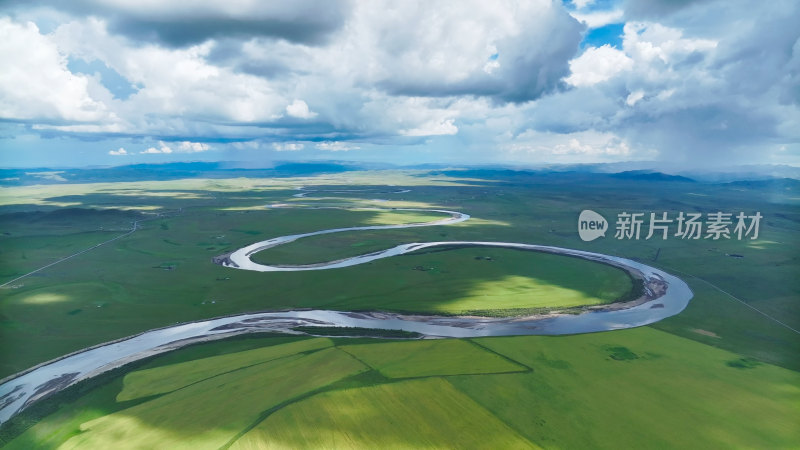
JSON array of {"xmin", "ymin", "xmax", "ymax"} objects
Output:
[
  {"xmin": 25, "ymin": 171, "xmax": 67, "ymax": 181},
  {"xmin": 626, "ymin": 90, "xmax": 645, "ymax": 106},
  {"xmin": 564, "ymin": 44, "xmax": 633, "ymax": 87},
  {"xmin": 285, "ymin": 100, "xmax": 317, "ymax": 119},
  {"xmin": 0, "ymin": 3, "xmax": 584, "ymax": 145},
  {"xmin": 52, "ymin": 18, "xmax": 288, "ymax": 127},
  {"xmin": 0, "ymin": 0, "xmax": 798, "ymax": 168},
  {"xmin": 140, "ymin": 141, "xmax": 209, "ymax": 153},
  {"xmin": 177, "ymin": 141, "xmax": 210, "ymax": 152},
  {"xmin": 350, "ymin": 0, "xmax": 584, "ymax": 103},
  {"xmin": 400, "ymin": 118, "xmax": 458, "ymax": 137},
  {"xmin": 108, "ymin": 147, "xmax": 128, "ymax": 155},
  {"xmin": 571, "ymin": 0, "xmax": 595, "ymax": 9},
  {"xmin": 570, "ymin": 9, "xmax": 625, "ymax": 29},
  {"xmin": 316, "ymin": 141, "xmax": 360, "ymax": 151},
  {"xmin": 5, "ymin": 0, "xmax": 351, "ymax": 47},
  {"xmin": 547, "ymin": 6, "xmax": 800, "ymax": 166},
  {"xmin": 0, "ymin": 18, "xmax": 111, "ymax": 123},
  {"xmin": 505, "ymin": 129, "xmax": 639, "ymax": 162},
  {"xmin": 622, "ymin": 0, "xmax": 705, "ymax": 20},
  {"xmin": 141, "ymin": 142, "xmax": 172, "ymax": 154},
  {"xmin": 272, "ymin": 142, "xmax": 304, "ymax": 151}
]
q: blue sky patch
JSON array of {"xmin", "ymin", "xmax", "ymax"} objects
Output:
[
  {"xmin": 67, "ymin": 58, "xmax": 139, "ymax": 100},
  {"xmin": 581, "ymin": 23, "xmax": 625, "ymax": 49}
]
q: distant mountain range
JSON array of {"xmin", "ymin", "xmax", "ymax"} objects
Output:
[
  {"xmin": 608, "ymin": 170, "xmax": 695, "ymax": 182},
  {"xmin": 0, "ymin": 162, "xmax": 359, "ymax": 186},
  {"xmin": 0, "ymin": 161, "xmax": 797, "ymax": 186}
]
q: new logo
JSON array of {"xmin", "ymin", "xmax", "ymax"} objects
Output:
[{"xmin": 578, "ymin": 210, "xmax": 607, "ymax": 241}]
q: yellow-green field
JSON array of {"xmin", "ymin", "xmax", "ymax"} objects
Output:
[
  {"xmin": 59, "ymin": 346, "xmax": 367, "ymax": 449},
  {"xmin": 5, "ymin": 327, "xmax": 799, "ymax": 449},
  {"xmin": 231, "ymin": 378, "xmax": 538, "ymax": 450}
]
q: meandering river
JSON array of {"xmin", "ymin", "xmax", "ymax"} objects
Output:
[{"xmin": 0, "ymin": 206, "xmax": 693, "ymax": 424}]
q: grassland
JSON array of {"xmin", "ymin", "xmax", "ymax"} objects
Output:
[
  {"xmin": 1, "ymin": 169, "xmax": 798, "ymax": 447},
  {"xmin": 231, "ymin": 378, "xmax": 538, "ymax": 449},
  {"xmin": 455, "ymin": 327, "xmax": 800, "ymax": 449},
  {"xmin": 0, "ymin": 175, "xmax": 642, "ymax": 377},
  {"xmin": 59, "ymin": 347, "xmax": 366, "ymax": 449},
  {"xmin": 4, "ymin": 326, "xmax": 798, "ymax": 449},
  {"xmin": 116, "ymin": 338, "xmax": 333, "ymax": 401},
  {"xmin": 340, "ymin": 339, "xmax": 527, "ymax": 378},
  {"xmin": 252, "ymin": 241, "xmax": 635, "ymax": 312}
]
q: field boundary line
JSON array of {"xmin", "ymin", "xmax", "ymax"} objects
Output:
[
  {"xmin": 219, "ymin": 348, "xmax": 371, "ymax": 450},
  {"xmin": 440, "ymin": 377, "xmax": 539, "ymax": 448},
  {"xmin": 119, "ymin": 348, "xmax": 328, "ymax": 403},
  {"xmin": 467, "ymin": 339, "xmax": 534, "ymax": 372},
  {"xmin": 659, "ymin": 264, "xmax": 799, "ymax": 335}
]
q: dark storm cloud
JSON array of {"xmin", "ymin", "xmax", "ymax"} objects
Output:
[
  {"xmin": 647, "ymin": 1, "xmax": 800, "ymax": 164},
  {"xmin": 710, "ymin": 8, "xmax": 800, "ymax": 105},
  {"xmin": 620, "ymin": 104, "xmax": 780, "ymax": 165},
  {"xmin": 107, "ymin": 13, "xmax": 346, "ymax": 47},
  {"xmin": 4, "ymin": 0, "xmax": 352, "ymax": 46},
  {"xmin": 381, "ymin": 15, "xmax": 583, "ymax": 104},
  {"xmin": 206, "ymin": 39, "xmax": 297, "ymax": 79}
]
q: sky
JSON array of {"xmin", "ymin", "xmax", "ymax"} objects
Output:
[{"xmin": 0, "ymin": 0, "xmax": 798, "ymax": 168}]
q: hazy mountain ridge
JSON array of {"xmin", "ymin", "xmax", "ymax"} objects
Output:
[{"xmin": 1, "ymin": 161, "xmax": 797, "ymax": 186}]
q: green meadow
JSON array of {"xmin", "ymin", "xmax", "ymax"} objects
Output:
[
  {"xmin": 1, "ymin": 170, "xmax": 798, "ymax": 448},
  {"xmin": 0, "ymin": 174, "xmax": 644, "ymax": 377},
  {"xmin": 231, "ymin": 378, "xmax": 538, "ymax": 450},
  {"xmin": 115, "ymin": 338, "xmax": 334, "ymax": 402},
  {"xmin": 3, "ymin": 327, "xmax": 798, "ymax": 449},
  {"xmin": 58, "ymin": 347, "xmax": 366, "ymax": 450},
  {"xmin": 339, "ymin": 339, "xmax": 527, "ymax": 378}
]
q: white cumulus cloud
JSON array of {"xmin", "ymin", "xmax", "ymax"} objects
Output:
[
  {"xmin": 506, "ymin": 130, "xmax": 640, "ymax": 162},
  {"xmin": 564, "ymin": 45, "xmax": 634, "ymax": 87},
  {"xmin": 569, "ymin": 9, "xmax": 624, "ymax": 28},
  {"xmin": 141, "ymin": 141, "xmax": 209, "ymax": 153},
  {"xmin": 0, "ymin": 18, "xmax": 110, "ymax": 123},
  {"xmin": 272, "ymin": 142, "xmax": 304, "ymax": 151},
  {"xmin": 141, "ymin": 142, "xmax": 173, "ymax": 154},
  {"xmin": 108, "ymin": 147, "xmax": 128, "ymax": 155},
  {"xmin": 316, "ymin": 141, "xmax": 360, "ymax": 151},
  {"xmin": 177, "ymin": 141, "xmax": 210, "ymax": 152},
  {"xmin": 400, "ymin": 118, "xmax": 459, "ymax": 137},
  {"xmin": 285, "ymin": 100, "xmax": 317, "ymax": 119}
]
